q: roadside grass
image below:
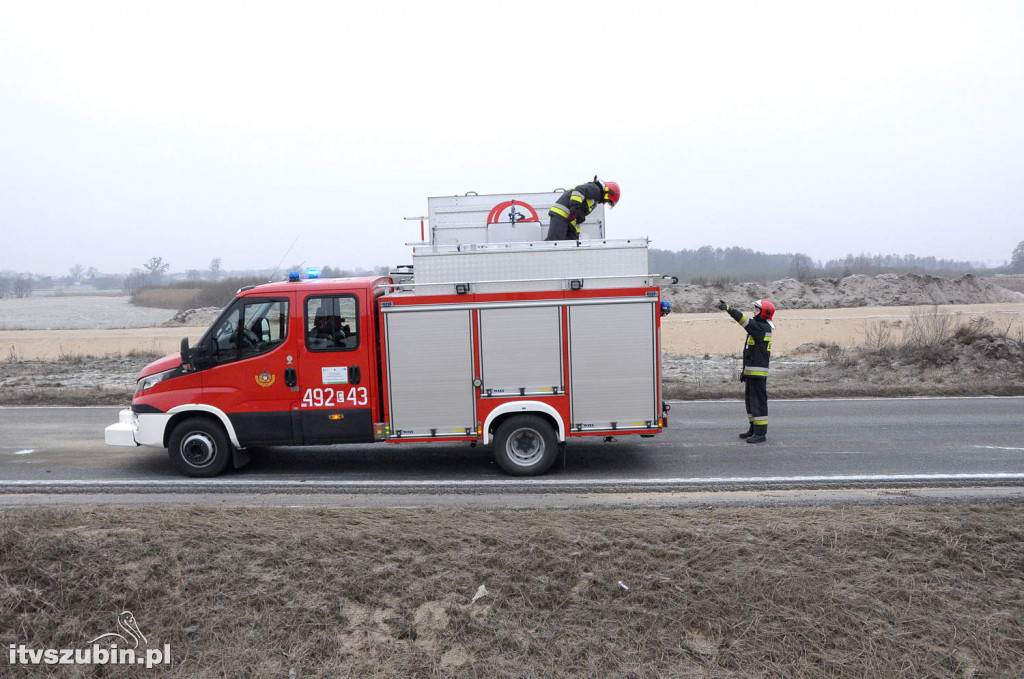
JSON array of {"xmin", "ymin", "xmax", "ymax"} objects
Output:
[
  {"xmin": 665, "ymin": 306, "xmax": 1024, "ymax": 401},
  {"xmin": 0, "ymin": 386, "xmax": 134, "ymax": 406},
  {"xmin": 2, "ymin": 505, "xmax": 1022, "ymax": 677},
  {"xmin": 0, "ymin": 352, "xmax": 159, "ymax": 406}
]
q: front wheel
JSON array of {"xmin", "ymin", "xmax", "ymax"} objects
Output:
[
  {"xmin": 167, "ymin": 418, "xmax": 232, "ymax": 478},
  {"xmin": 492, "ymin": 415, "xmax": 559, "ymax": 476}
]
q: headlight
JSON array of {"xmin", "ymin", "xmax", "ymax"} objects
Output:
[{"xmin": 136, "ymin": 368, "xmax": 179, "ymax": 393}]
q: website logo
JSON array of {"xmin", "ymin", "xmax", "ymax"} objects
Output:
[{"xmin": 8, "ymin": 610, "xmax": 171, "ymax": 669}]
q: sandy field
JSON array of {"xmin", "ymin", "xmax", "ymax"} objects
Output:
[
  {"xmin": 662, "ymin": 302, "xmax": 1024, "ymax": 356},
  {"xmin": 0, "ymin": 326, "xmax": 209, "ymax": 361},
  {"xmin": 3, "ymin": 303, "xmax": 1024, "ymax": 361}
]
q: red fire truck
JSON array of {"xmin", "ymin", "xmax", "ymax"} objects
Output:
[{"xmin": 105, "ymin": 191, "xmax": 671, "ymax": 476}]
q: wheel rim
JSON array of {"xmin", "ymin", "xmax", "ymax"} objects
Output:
[
  {"xmin": 181, "ymin": 432, "xmax": 217, "ymax": 468},
  {"xmin": 505, "ymin": 427, "xmax": 545, "ymax": 467}
]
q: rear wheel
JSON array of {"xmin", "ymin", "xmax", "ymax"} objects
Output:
[
  {"xmin": 492, "ymin": 415, "xmax": 558, "ymax": 476},
  {"xmin": 167, "ymin": 418, "xmax": 232, "ymax": 478}
]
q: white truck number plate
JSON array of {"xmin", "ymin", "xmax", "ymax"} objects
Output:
[{"xmin": 301, "ymin": 387, "xmax": 368, "ymax": 408}]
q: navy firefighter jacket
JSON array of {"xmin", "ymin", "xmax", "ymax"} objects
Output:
[
  {"xmin": 548, "ymin": 181, "xmax": 604, "ymax": 230},
  {"xmin": 727, "ymin": 307, "xmax": 774, "ymax": 378}
]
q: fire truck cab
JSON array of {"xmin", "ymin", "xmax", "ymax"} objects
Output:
[{"xmin": 105, "ymin": 191, "xmax": 671, "ymax": 477}]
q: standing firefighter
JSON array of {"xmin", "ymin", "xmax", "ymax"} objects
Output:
[
  {"xmin": 716, "ymin": 298, "xmax": 776, "ymax": 443},
  {"xmin": 545, "ymin": 177, "xmax": 621, "ymax": 241}
]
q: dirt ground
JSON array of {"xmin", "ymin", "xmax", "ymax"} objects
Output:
[{"xmin": 2, "ymin": 504, "xmax": 1022, "ymax": 678}]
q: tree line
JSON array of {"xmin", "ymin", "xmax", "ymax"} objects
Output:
[
  {"xmin": 650, "ymin": 241, "xmax": 1024, "ymax": 283},
  {"xmin": 5, "ymin": 241, "xmax": 1023, "ymax": 296}
]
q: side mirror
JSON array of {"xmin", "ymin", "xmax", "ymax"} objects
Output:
[{"xmin": 185, "ymin": 338, "xmax": 216, "ymax": 371}]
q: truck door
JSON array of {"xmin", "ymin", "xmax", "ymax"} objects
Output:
[
  {"xmin": 296, "ymin": 292, "xmax": 376, "ymax": 443},
  {"xmin": 200, "ymin": 294, "xmax": 297, "ymax": 446}
]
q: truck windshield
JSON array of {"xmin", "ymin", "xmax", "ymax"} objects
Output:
[{"xmin": 208, "ymin": 297, "xmax": 289, "ymax": 363}]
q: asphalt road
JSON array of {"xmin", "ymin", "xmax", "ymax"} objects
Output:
[{"xmin": 2, "ymin": 398, "xmax": 1023, "ymax": 503}]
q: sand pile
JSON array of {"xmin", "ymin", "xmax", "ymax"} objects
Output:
[{"xmin": 163, "ymin": 307, "xmax": 222, "ymax": 326}]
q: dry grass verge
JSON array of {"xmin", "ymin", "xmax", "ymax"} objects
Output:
[
  {"xmin": 0, "ymin": 354, "xmax": 157, "ymax": 406},
  {"xmin": 664, "ymin": 310, "xmax": 1024, "ymax": 401},
  {"xmin": 2, "ymin": 505, "xmax": 1023, "ymax": 677}
]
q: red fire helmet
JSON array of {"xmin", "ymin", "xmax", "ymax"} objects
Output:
[
  {"xmin": 602, "ymin": 180, "xmax": 621, "ymax": 207},
  {"xmin": 753, "ymin": 299, "xmax": 776, "ymax": 320}
]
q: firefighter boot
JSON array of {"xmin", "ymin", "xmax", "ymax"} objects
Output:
[
  {"xmin": 746, "ymin": 425, "xmax": 767, "ymax": 444},
  {"xmin": 738, "ymin": 426, "xmax": 755, "ymax": 439}
]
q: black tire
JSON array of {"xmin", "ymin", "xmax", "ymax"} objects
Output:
[
  {"xmin": 492, "ymin": 415, "xmax": 559, "ymax": 476},
  {"xmin": 167, "ymin": 418, "xmax": 232, "ymax": 478}
]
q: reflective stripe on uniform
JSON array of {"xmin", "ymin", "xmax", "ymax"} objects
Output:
[
  {"xmin": 743, "ymin": 367, "xmax": 769, "ymax": 377},
  {"xmin": 752, "ymin": 417, "xmax": 769, "ymax": 426},
  {"xmin": 739, "ymin": 313, "xmax": 750, "ymax": 327},
  {"xmin": 549, "ymin": 204, "xmax": 571, "ymax": 218},
  {"xmin": 570, "ymin": 190, "xmax": 586, "ymax": 204}
]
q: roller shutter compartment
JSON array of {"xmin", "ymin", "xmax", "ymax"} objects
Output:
[{"xmin": 569, "ymin": 301, "xmax": 657, "ymax": 431}]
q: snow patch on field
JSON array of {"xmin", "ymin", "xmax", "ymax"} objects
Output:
[{"xmin": 0, "ymin": 295, "xmax": 175, "ymax": 330}]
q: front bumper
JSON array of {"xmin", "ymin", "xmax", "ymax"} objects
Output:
[{"xmin": 105, "ymin": 409, "xmax": 139, "ymax": 447}]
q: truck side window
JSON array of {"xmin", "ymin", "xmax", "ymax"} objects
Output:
[
  {"xmin": 209, "ymin": 298, "xmax": 289, "ymax": 363},
  {"xmin": 305, "ymin": 295, "xmax": 358, "ymax": 352}
]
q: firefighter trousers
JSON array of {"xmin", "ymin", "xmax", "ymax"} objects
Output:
[
  {"xmin": 545, "ymin": 214, "xmax": 577, "ymax": 241},
  {"xmin": 744, "ymin": 376, "xmax": 768, "ymax": 434}
]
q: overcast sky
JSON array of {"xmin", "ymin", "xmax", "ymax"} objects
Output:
[{"xmin": 1, "ymin": 1, "xmax": 1021, "ymax": 276}]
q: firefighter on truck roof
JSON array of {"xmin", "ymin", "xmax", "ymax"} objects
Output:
[
  {"xmin": 545, "ymin": 176, "xmax": 621, "ymax": 241},
  {"xmin": 716, "ymin": 298, "xmax": 776, "ymax": 444}
]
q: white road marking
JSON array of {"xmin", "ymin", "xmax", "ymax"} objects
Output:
[
  {"xmin": 12, "ymin": 450, "xmax": 35, "ymax": 455},
  {"xmin": 2, "ymin": 472, "xmax": 1024, "ymax": 489},
  {"xmin": 974, "ymin": 445, "xmax": 1024, "ymax": 452}
]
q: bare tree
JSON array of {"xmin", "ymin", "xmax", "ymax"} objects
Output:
[
  {"xmin": 13, "ymin": 276, "xmax": 32, "ymax": 298},
  {"xmin": 788, "ymin": 253, "xmax": 815, "ymax": 281},
  {"xmin": 68, "ymin": 264, "xmax": 84, "ymax": 283},
  {"xmin": 143, "ymin": 257, "xmax": 170, "ymax": 285},
  {"xmin": 209, "ymin": 257, "xmax": 222, "ymax": 281},
  {"xmin": 123, "ymin": 270, "xmax": 148, "ymax": 296},
  {"xmin": 1011, "ymin": 240, "xmax": 1024, "ymax": 274}
]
